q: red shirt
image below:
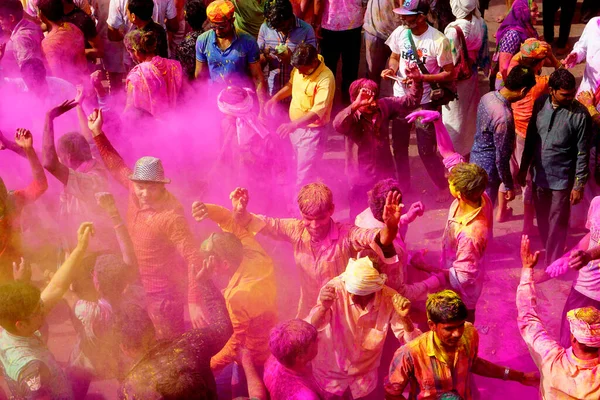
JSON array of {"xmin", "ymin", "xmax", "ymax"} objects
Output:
[{"xmin": 94, "ymin": 133, "xmax": 203, "ymax": 303}]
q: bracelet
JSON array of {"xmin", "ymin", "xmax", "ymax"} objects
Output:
[{"xmin": 503, "ymin": 367, "xmax": 510, "ymax": 381}]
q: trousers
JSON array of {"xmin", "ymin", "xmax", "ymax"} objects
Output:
[
  {"xmin": 320, "ymin": 27, "xmax": 362, "ymax": 102},
  {"xmin": 542, "ymin": 0, "xmax": 578, "ymax": 48},
  {"xmin": 532, "ymin": 184, "xmax": 571, "ymax": 265}
]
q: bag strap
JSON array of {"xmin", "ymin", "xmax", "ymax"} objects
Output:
[
  {"xmin": 452, "ymin": 25, "xmax": 471, "ymax": 65},
  {"xmin": 407, "ymin": 29, "xmax": 440, "ymax": 89}
]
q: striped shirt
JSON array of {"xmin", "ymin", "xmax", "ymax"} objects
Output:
[{"xmin": 385, "ymin": 323, "xmax": 479, "ymax": 400}]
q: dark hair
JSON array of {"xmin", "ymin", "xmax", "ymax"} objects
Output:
[
  {"xmin": 504, "ymin": 65, "xmax": 536, "ymax": 92},
  {"xmin": 0, "ymin": 0, "xmax": 24, "ymax": 21},
  {"xmin": 94, "ymin": 254, "xmax": 129, "ymax": 299},
  {"xmin": 156, "ymin": 367, "xmax": 213, "ymax": 400},
  {"xmin": 368, "ymin": 179, "xmax": 402, "ymax": 222},
  {"xmin": 291, "ymin": 43, "xmax": 318, "ymax": 68},
  {"xmin": 0, "ymin": 281, "xmax": 41, "ymax": 332},
  {"xmin": 426, "ymin": 290, "xmax": 468, "ymax": 324},
  {"xmin": 37, "ymin": 0, "xmax": 64, "ymax": 22},
  {"xmin": 349, "ymin": 78, "xmax": 379, "ymax": 102},
  {"xmin": 549, "ymin": 68, "xmax": 577, "ymax": 91},
  {"xmin": 447, "ymin": 163, "xmax": 488, "ymax": 203},
  {"xmin": 124, "ymin": 29, "xmax": 158, "ymax": 55},
  {"xmin": 264, "ymin": 0, "xmax": 294, "ymax": 30},
  {"xmin": 127, "ymin": 0, "xmax": 154, "ymax": 21},
  {"xmin": 202, "ymin": 232, "xmax": 244, "ymax": 268},
  {"xmin": 57, "ymin": 132, "xmax": 93, "ymax": 165},
  {"xmin": 118, "ymin": 302, "xmax": 156, "ymax": 351},
  {"xmin": 269, "ymin": 319, "xmax": 317, "ymax": 368},
  {"xmin": 185, "ymin": 0, "xmax": 207, "ymax": 31},
  {"xmin": 20, "ymin": 58, "xmax": 47, "ymax": 83}
]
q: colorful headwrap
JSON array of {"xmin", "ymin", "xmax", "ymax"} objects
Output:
[
  {"xmin": 217, "ymin": 86, "xmax": 269, "ymax": 145},
  {"xmin": 567, "ymin": 307, "xmax": 600, "ymax": 348},
  {"xmin": 342, "ymin": 256, "xmax": 387, "ymax": 296},
  {"xmin": 496, "ymin": 0, "xmax": 538, "ymax": 44},
  {"xmin": 519, "ymin": 38, "xmax": 548, "ymax": 59},
  {"xmin": 206, "ymin": 0, "xmax": 235, "ymax": 23}
]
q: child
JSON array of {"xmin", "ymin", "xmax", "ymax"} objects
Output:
[{"xmin": 0, "ymin": 222, "xmax": 94, "ymax": 399}]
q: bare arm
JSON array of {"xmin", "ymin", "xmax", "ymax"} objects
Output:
[
  {"xmin": 249, "ymin": 62, "xmax": 268, "ymax": 110},
  {"xmin": 85, "ymin": 35, "xmax": 105, "ymax": 59},
  {"xmin": 195, "ymin": 61, "xmax": 209, "ymax": 80},
  {"xmin": 422, "ymin": 63, "xmax": 454, "ymax": 83},
  {"xmin": 11, "ymin": 129, "xmax": 49, "ymax": 206},
  {"xmin": 42, "ymin": 100, "xmax": 78, "ymax": 185}
]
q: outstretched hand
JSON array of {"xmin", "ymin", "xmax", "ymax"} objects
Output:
[
  {"xmin": 48, "ymin": 99, "xmax": 78, "ymax": 120},
  {"xmin": 520, "ymin": 235, "xmax": 540, "ymax": 269},
  {"xmin": 14, "ymin": 128, "xmax": 33, "ymax": 150},
  {"xmin": 561, "ymin": 52, "xmax": 578, "ymax": 69},
  {"xmin": 194, "ymin": 255, "xmax": 215, "ymax": 282},
  {"xmin": 392, "ymin": 294, "xmax": 411, "ymax": 318},
  {"xmin": 229, "ymin": 187, "xmax": 249, "ymax": 216},
  {"xmin": 191, "ymin": 201, "xmax": 208, "ymax": 222},
  {"xmin": 76, "ymin": 222, "xmax": 95, "ymax": 251},
  {"xmin": 545, "ymin": 257, "xmax": 569, "ymax": 278},
  {"xmin": 406, "ymin": 110, "xmax": 440, "ymax": 125},
  {"xmin": 382, "ymin": 190, "xmax": 403, "ymax": 229}
]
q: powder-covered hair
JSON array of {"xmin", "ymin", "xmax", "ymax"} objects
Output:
[
  {"xmin": 269, "ymin": 319, "xmax": 317, "ymax": 368},
  {"xmin": 368, "ymin": 178, "xmax": 402, "ymax": 222},
  {"xmin": 426, "ymin": 290, "xmax": 468, "ymax": 324},
  {"xmin": 57, "ymin": 132, "xmax": 93, "ymax": 165},
  {"xmin": 124, "ymin": 29, "xmax": 158, "ymax": 55},
  {"xmin": 0, "ymin": 281, "xmax": 41, "ymax": 332},
  {"xmin": 297, "ymin": 182, "xmax": 333, "ymax": 216},
  {"xmin": 94, "ymin": 254, "xmax": 129, "ymax": 300},
  {"xmin": 202, "ymin": 232, "xmax": 244, "ymax": 269},
  {"xmin": 349, "ymin": 78, "xmax": 379, "ymax": 102},
  {"xmin": 448, "ymin": 163, "xmax": 488, "ymax": 203}
]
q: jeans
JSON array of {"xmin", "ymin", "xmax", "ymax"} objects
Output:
[
  {"xmin": 289, "ymin": 126, "xmax": 326, "ymax": 190},
  {"xmin": 391, "ymin": 103, "xmax": 448, "ymax": 191},
  {"xmin": 364, "ymin": 31, "xmax": 391, "ymax": 84},
  {"xmin": 559, "ymin": 287, "xmax": 600, "ymax": 348},
  {"xmin": 542, "ymin": 0, "xmax": 578, "ymax": 48},
  {"xmin": 320, "ymin": 27, "xmax": 362, "ymax": 102},
  {"xmin": 532, "ymin": 184, "xmax": 571, "ymax": 265}
]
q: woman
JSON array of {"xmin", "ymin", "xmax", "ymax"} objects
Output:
[
  {"xmin": 124, "ymin": 29, "xmax": 183, "ymax": 116},
  {"xmin": 174, "ymin": 0, "xmax": 206, "ymax": 81},
  {"xmin": 442, "ymin": 0, "xmax": 489, "ymax": 157},
  {"xmin": 492, "ymin": 0, "xmax": 539, "ymax": 90}
]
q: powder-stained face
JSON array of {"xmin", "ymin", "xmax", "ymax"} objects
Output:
[
  {"xmin": 429, "ymin": 319, "xmax": 466, "ymax": 349},
  {"xmin": 301, "ymin": 209, "xmax": 333, "ymax": 242},
  {"xmin": 212, "ymin": 19, "xmax": 234, "ymax": 38},
  {"xmin": 132, "ymin": 181, "xmax": 166, "ymax": 208}
]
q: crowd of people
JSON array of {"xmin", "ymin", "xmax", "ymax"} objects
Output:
[{"xmin": 0, "ymin": 0, "xmax": 600, "ymax": 398}]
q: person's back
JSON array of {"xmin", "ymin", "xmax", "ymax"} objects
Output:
[
  {"xmin": 42, "ymin": 22, "xmax": 87, "ymax": 84},
  {"xmin": 264, "ymin": 356, "xmax": 323, "ymax": 400}
]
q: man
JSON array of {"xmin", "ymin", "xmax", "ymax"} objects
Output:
[
  {"xmin": 118, "ymin": 259, "xmax": 234, "ymax": 400},
  {"xmin": 542, "ymin": 0, "xmax": 576, "ymax": 55},
  {"xmin": 385, "ymin": 289, "xmax": 538, "ymax": 399},
  {"xmin": 126, "ymin": 0, "xmax": 168, "ymax": 58},
  {"xmin": 333, "ymin": 68, "xmax": 422, "ymax": 219},
  {"xmin": 0, "ymin": 129, "xmax": 48, "ymax": 283},
  {"xmin": 257, "ymin": 0, "xmax": 316, "ymax": 97},
  {"xmin": 86, "ymin": 108, "xmax": 205, "ymax": 338},
  {"xmin": 309, "ymin": 256, "xmax": 420, "ymax": 399},
  {"xmin": 382, "ymin": 0, "xmax": 454, "ymax": 201},
  {"xmin": 518, "ymin": 69, "xmax": 593, "ymax": 266},
  {"xmin": 518, "ymin": 235, "xmax": 600, "ymax": 399},
  {"xmin": 470, "ymin": 65, "xmax": 536, "ymax": 207},
  {"xmin": 264, "ymin": 319, "xmax": 323, "ymax": 400},
  {"xmin": 0, "ymin": 0, "xmax": 43, "ymax": 77},
  {"xmin": 264, "ymin": 43, "xmax": 335, "ymax": 190},
  {"xmin": 229, "ymin": 182, "xmax": 401, "ymax": 319},
  {"xmin": 231, "ymin": 0, "xmax": 265, "ymax": 38},
  {"xmin": 194, "ymin": 0, "xmax": 267, "ymax": 111},
  {"xmin": 314, "ymin": 0, "xmax": 364, "ymax": 104},
  {"xmin": 191, "ymin": 201, "xmax": 278, "ymax": 398},
  {"xmin": 0, "ymin": 222, "xmax": 93, "ymax": 400}
]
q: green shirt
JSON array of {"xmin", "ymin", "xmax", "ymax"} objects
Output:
[{"xmin": 232, "ymin": 0, "xmax": 266, "ymax": 38}]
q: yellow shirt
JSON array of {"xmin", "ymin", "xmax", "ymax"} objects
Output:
[
  {"xmin": 289, "ymin": 54, "xmax": 336, "ymax": 127},
  {"xmin": 205, "ymin": 204, "xmax": 278, "ymax": 371}
]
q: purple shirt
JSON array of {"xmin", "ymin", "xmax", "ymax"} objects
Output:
[
  {"xmin": 264, "ymin": 356, "xmax": 324, "ymax": 400},
  {"xmin": 2, "ymin": 18, "xmax": 44, "ymax": 77}
]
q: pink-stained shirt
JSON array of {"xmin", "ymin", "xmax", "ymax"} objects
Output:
[
  {"xmin": 320, "ymin": 0, "xmax": 364, "ymax": 31},
  {"xmin": 441, "ymin": 193, "xmax": 492, "ymax": 310},
  {"xmin": 125, "ymin": 56, "xmax": 183, "ymax": 116},
  {"xmin": 246, "ymin": 215, "xmax": 381, "ymax": 319},
  {"xmin": 41, "ymin": 23, "xmax": 88, "ymax": 85},
  {"xmin": 573, "ymin": 196, "xmax": 600, "ymax": 301},
  {"xmin": 1, "ymin": 18, "xmax": 44, "ymax": 77},
  {"xmin": 517, "ymin": 267, "xmax": 600, "ymax": 399},
  {"xmin": 307, "ymin": 276, "xmax": 422, "ymax": 398},
  {"xmin": 264, "ymin": 356, "xmax": 325, "ymax": 400}
]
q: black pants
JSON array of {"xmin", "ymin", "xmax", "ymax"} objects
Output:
[
  {"xmin": 542, "ymin": 0, "xmax": 578, "ymax": 48},
  {"xmin": 559, "ymin": 287, "xmax": 600, "ymax": 348},
  {"xmin": 581, "ymin": 0, "xmax": 600, "ymax": 21},
  {"xmin": 391, "ymin": 103, "xmax": 448, "ymax": 192},
  {"xmin": 320, "ymin": 27, "xmax": 362, "ymax": 103},
  {"xmin": 532, "ymin": 184, "xmax": 571, "ymax": 265}
]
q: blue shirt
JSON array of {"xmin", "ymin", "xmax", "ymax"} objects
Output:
[
  {"xmin": 195, "ymin": 30, "xmax": 260, "ymax": 86},
  {"xmin": 257, "ymin": 18, "xmax": 317, "ymax": 95}
]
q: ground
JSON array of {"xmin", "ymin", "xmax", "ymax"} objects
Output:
[{"xmin": 3, "ymin": 0, "xmax": 593, "ymax": 398}]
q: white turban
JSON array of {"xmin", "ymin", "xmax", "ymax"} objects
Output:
[
  {"xmin": 450, "ymin": 0, "xmax": 480, "ymax": 19},
  {"xmin": 217, "ymin": 86, "xmax": 269, "ymax": 145},
  {"xmin": 567, "ymin": 308, "xmax": 600, "ymax": 348},
  {"xmin": 342, "ymin": 257, "xmax": 387, "ymax": 296}
]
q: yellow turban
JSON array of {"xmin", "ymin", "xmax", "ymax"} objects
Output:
[
  {"xmin": 342, "ymin": 257, "xmax": 387, "ymax": 296},
  {"xmin": 567, "ymin": 307, "xmax": 600, "ymax": 348},
  {"xmin": 206, "ymin": 0, "xmax": 235, "ymax": 23}
]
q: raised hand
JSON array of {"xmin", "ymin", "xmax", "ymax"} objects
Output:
[
  {"xmin": 76, "ymin": 222, "xmax": 95, "ymax": 251},
  {"xmin": 406, "ymin": 110, "xmax": 440, "ymax": 125},
  {"xmin": 95, "ymin": 192, "xmax": 118, "ymax": 215},
  {"xmin": 75, "ymin": 85, "xmax": 85, "ymax": 105},
  {"xmin": 318, "ymin": 284, "xmax": 336, "ymax": 310},
  {"xmin": 392, "ymin": 294, "xmax": 411, "ymax": 318},
  {"xmin": 195, "ymin": 255, "xmax": 215, "ymax": 282},
  {"xmin": 229, "ymin": 187, "xmax": 249, "ymax": 215},
  {"xmin": 520, "ymin": 235, "xmax": 540, "ymax": 269},
  {"xmin": 48, "ymin": 99, "xmax": 78, "ymax": 120},
  {"xmin": 382, "ymin": 190, "xmax": 403, "ymax": 230},
  {"xmin": 13, "ymin": 257, "xmax": 31, "ymax": 282},
  {"xmin": 352, "ymin": 88, "xmax": 375, "ymax": 110},
  {"xmin": 14, "ymin": 128, "xmax": 33, "ymax": 150},
  {"xmin": 191, "ymin": 201, "xmax": 208, "ymax": 222},
  {"xmin": 87, "ymin": 108, "xmax": 104, "ymax": 136}
]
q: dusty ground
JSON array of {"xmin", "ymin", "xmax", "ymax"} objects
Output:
[{"xmin": 3, "ymin": 0, "xmax": 593, "ymax": 398}]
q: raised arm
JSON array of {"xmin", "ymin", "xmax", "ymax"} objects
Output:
[
  {"xmin": 41, "ymin": 222, "xmax": 94, "ymax": 311},
  {"xmin": 11, "ymin": 129, "xmax": 48, "ymax": 208},
  {"xmin": 87, "ymin": 108, "xmax": 132, "ymax": 188},
  {"xmin": 42, "ymin": 100, "xmax": 79, "ymax": 185}
]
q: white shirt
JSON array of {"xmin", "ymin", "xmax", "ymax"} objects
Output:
[
  {"xmin": 107, "ymin": 0, "xmax": 176, "ymax": 31},
  {"xmin": 572, "ymin": 17, "xmax": 600, "ymax": 95},
  {"xmin": 385, "ymin": 25, "xmax": 453, "ymax": 104},
  {"xmin": 573, "ymin": 195, "xmax": 600, "ymax": 301}
]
